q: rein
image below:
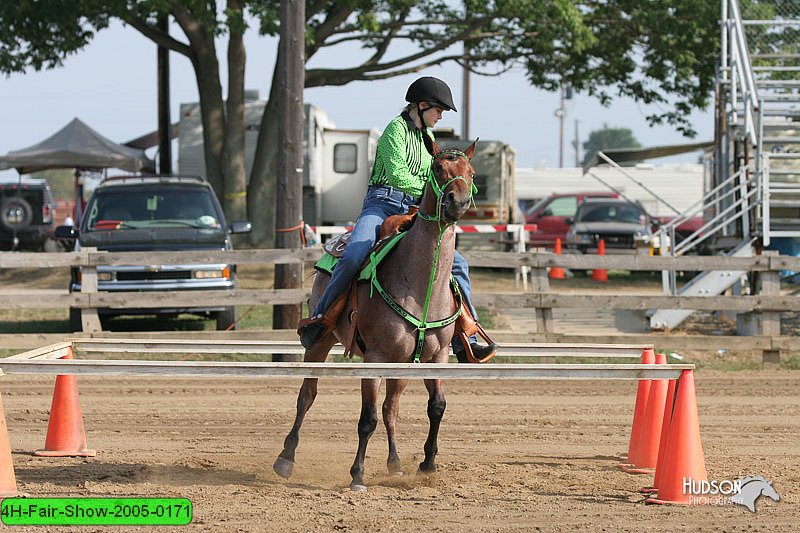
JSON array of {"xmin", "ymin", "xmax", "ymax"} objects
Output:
[{"xmin": 372, "ymin": 148, "xmax": 475, "ymax": 363}]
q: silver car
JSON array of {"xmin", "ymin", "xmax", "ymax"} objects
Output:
[{"xmin": 565, "ymin": 198, "xmax": 654, "ymax": 255}]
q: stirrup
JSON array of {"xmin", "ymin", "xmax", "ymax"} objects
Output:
[
  {"xmin": 297, "ymin": 314, "xmax": 336, "ymax": 348},
  {"xmin": 457, "ymin": 326, "xmax": 497, "ymax": 364},
  {"xmin": 297, "ymin": 314, "xmax": 330, "ymax": 335}
]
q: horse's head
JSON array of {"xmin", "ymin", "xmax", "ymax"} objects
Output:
[
  {"xmin": 762, "ymin": 481, "xmax": 780, "ymax": 502},
  {"xmin": 421, "ymin": 135, "xmax": 477, "ymax": 224}
]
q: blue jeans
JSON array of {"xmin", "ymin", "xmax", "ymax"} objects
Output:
[{"xmin": 313, "ymin": 185, "xmax": 476, "ymax": 351}]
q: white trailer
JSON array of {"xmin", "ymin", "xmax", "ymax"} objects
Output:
[{"xmin": 178, "ymin": 96, "xmax": 379, "ymax": 226}]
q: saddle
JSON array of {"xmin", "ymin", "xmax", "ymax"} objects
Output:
[
  {"xmin": 299, "ymin": 207, "xmax": 494, "ymax": 363},
  {"xmin": 322, "ymin": 207, "xmax": 419, "ymax": 259}
]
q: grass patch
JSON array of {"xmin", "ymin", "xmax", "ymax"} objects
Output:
[
  {"xmin": 781, "ymin": 355, "xmax": 800, "ymax": 370},
  {"xmin": 0, "ymin": 309, "xmax": 69, "ymax": 334},
  {"xmin": 691, "ymin": 358, "xmax": 763, "ymax": 371}
]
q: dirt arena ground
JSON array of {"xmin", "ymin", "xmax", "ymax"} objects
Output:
[{"xmin": 1, "ymin": 370, "xmax": 797, "ymax": 531}]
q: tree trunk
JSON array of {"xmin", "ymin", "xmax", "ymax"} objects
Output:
[
  {"xmin": 191, "ymin": 45, "xmax": 226, "ymax": 202},
  {"xmin": 248, "ymin": 62, "xmax": 282, "ymax": 247},
  {"xmin": 272, "ymin": 0, "xmax": 305, "ymax": 361},
  {"xmin": 221, "ymin": 3, "xmax": 248, "ymax": 224}
]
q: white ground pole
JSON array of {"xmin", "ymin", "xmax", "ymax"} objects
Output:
[
  {"xmin": 9, "ymin": 339, "xmax": 652, "ymax": 359},
  {"xmin": 0, "ymin": 339, "xmax": 691, "ymax": 380}
]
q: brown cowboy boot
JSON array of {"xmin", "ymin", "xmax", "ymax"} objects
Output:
[
  {"xmin": 297, "ymin": 289, "xmax": 350, "ymax": 349},
  {"xmin": 453, "ymin": 300, "xmax": 497, "ymax": 363}
]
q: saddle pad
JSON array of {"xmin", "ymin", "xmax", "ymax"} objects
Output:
[{"xmin": 314, "ymin": 232, "xmax": 407, "ymax": 278}]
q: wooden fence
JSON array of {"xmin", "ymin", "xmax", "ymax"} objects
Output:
[{"xmin": 0, "ymin": 249, "xmax": 797, "ymax": 360}]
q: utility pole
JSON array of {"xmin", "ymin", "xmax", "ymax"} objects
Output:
[
  {"xmin": 157, "ymin": 15, "xmax": 172, "ymax": 174},
  {"xmin": 557, "ymin": 83, "xmax": 565, "ymax": 167},
  {"xmin": 556, "ymin": 82, "xmax": 574, "ymax": 167},
  {"xmin": 462, "ymin": 33, "xmax": 470, "ymax": 140},
  {"xmin": 573, "ymin": 119, "xmax": 580, "ymax": 167},
  {"xmin": 273, "ymin": 0, "xmax": 305, "ymax": 361}
]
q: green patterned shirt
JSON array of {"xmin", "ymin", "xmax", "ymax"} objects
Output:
[{"xmin": 368, "ymin": 112, "xmax": 433, "ymax": 198}]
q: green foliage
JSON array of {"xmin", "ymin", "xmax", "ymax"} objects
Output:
[
  {"xmin": 581, "ymin": 125, "xmax": 642, "ymax": 166},
  {"xmin": 33, "ymin": 169, "xmax": 74, "ymax": 201},
  {"xmin": 0, "ymin": 0, "xmax": 113, "ymax": 73},
  {"xmin": 1, "ymin": 0, "xmax": 722, "ymax": 181}
]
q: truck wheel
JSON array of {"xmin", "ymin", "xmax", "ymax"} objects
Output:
[
  {"xmin": 0, "ymin": 197, "xmax": 33, "ymax": 232},
  {"xmin": 216, "ymin": 306, "xmax": 238, "ymax": 331},
  {"xmin": 69, "ymin": 308, "xmax": 82, "ymax": 332}
]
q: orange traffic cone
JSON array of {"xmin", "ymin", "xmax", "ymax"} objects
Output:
[
  {"xmin": 34, "ymin": 349, "xmax": 96, "ymax": 458},
  {"xmin": 646, "ymin": 370, "xmax": 708, "ymax": 505},
  {"xmin": 642, "ymin": 378, "xmax": 677, "ymax": 493},
  {"xmin": 0, "ymin": 393, "xmax": 19, "ymax": 497},
  {"xmin": 623, "ymin": 353, "xmax": 668, "ymax": 474},
  {"xmin": 549, "ymin": 238, "xmax": 566, "ymax": 279},
  {"xmin": 618, "ymin": 347, "xmax": 655, "ymax": 466},
  {"xmin": 592, "ymin": 239, "xmax": 608, "ymax": 282}
]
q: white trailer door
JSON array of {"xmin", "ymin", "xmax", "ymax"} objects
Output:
[{"xmin": 320, "ymin": 131, "xmax": 371, "ymax": 224}]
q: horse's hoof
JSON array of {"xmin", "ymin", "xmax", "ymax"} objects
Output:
[
  {"xmin": 418, "ymin": 463, "xmax": 437, "ymax": 475},
  {"xmin": 391, "ymin": 471, "xmax": 405, "ymax": 478},
  {"xmin": 349, "ymin": 484, "xmax": 368, "ymax": 493},
  {"xmin": 273, "ymin": 457, "xmax": 294, "ymax": 479}
]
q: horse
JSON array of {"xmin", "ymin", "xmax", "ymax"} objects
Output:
[
  {"xmin": 273, "ymin": 136, "xmax": 478, "ymax": 492},
  {"xmin": 730, "ymin": 476, "xmax": 780, "ymax": 512}
]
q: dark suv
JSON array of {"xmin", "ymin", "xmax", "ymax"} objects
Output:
[
  {"xmin": 565, "ymin": 198, "xmax": 654, "ymax": 255},
  {"xmin": 0, "ymin": 177, "xmax": 57, "ymax": 251},
  {"xmin": 57, "ymin": 175, "xmax": 251, "ymax": 331}
]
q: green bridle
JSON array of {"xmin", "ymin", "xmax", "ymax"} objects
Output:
[
  {"xmin": 417, "ymin": 148, "xmax": 478, "ymax": 226},
  {"xmin": 369, "ymin": 148, "xmax": 477, "ymax": 362}
]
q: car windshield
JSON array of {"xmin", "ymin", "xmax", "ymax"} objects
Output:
[
  {"xmin": 84, "ymin": 188, "xmax": 222, "ymax": 231},
  {"xmin": 576, "ymin": 203, "xmax": 644, "ymax": 224},
  {"xmin": 525, "ymin": 197, "xmax": 550, "ymax": 216}
]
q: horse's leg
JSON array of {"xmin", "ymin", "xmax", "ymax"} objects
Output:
[
  {"xmin": 418, "ymin": 378, "xmax": 446, "ymax": 474},
  {"xmin": 382, "ymin": 378, "xmax": 409, "ymax": 475},
  {"xmin": 273, "ymin": 336, "xmax": 336, "ymax": 479},
  {"xmin": 349, "ymin": 377, "xmax": 381, "ymax": 492}
]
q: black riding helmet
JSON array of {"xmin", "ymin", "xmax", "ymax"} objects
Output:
[{"xmin": 405, "ymin": 76, "xmax": 457, "ymax": 112}]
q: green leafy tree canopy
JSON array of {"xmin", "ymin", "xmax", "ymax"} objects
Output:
[{"xmin": 582, "ymin": 125, "xmax": 642, "ymax": 167}]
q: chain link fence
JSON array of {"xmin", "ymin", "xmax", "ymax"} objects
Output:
[{"xmin": 741, "ymin": 0, "xmax": 800, "ymax": 70}]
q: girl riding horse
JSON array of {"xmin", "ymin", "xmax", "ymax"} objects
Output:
[
  {"xmin": 276, "ymin": 130, "xmax": 484, "ymax": 491},
  {"xmin": 297, "ymin": 76, "xmax": 496, "ymax": 362}
]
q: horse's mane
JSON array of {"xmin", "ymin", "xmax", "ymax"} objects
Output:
[{"xmin": 739, "ymin": 475, "xmax": 768, "ymax": 487}]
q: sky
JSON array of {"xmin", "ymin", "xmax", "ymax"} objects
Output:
[{"xmin": 0, "ymin": 19, "xmax": 714, "ymax": 173}]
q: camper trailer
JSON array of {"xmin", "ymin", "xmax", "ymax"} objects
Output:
[{"xmin": 178, "ymin": 98, "xmax": 379, "ymax": 226}]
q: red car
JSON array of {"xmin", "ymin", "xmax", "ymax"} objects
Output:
[{"xmin": 524, "ymin": 192, "xmax": 620, "ymax": 249}]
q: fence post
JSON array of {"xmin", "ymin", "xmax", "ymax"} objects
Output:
[
  {"xmin": 514, "ymin": 226, "xmax": 530, "ymax": 291},
  {"xmin": 530, "ymin": 250, "xmax": 552, "ymax": 333},
  {"xmin": 80, "ymin": 249, "xmax": 102, "ymax": 333},
  {"xmin": 760, "ymin": 251, "xmax": 781, "ymax": 366}
]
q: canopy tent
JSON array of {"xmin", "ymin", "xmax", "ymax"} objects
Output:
[{"xmin": 0, "ymin": 118, "xmax": 155, "ymax": 174}]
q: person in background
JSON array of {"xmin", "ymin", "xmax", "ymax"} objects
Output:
[{"xmin": 298, "ymin": 76, "xmax": 497, "ymax": 363}]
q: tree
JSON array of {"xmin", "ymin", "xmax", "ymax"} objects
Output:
[
  {"xmin": 581, "ymin": 125, "xmax": 642, "ymax": 167},
  {"xmin": 1, "ymin": 1, "xmax": 723, "ymax": 246},
  {"xmin": 0, "ymin": 0, "xmax": 250, "ymax": 225}
]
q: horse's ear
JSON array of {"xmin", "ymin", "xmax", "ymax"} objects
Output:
[
  {"xmin": 465, "ymin": 137, "xmax": 479, "ymax": 160},
  {"xmin": 423, "ymin": 132, "xmax": 440, "ymax": 157}
]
